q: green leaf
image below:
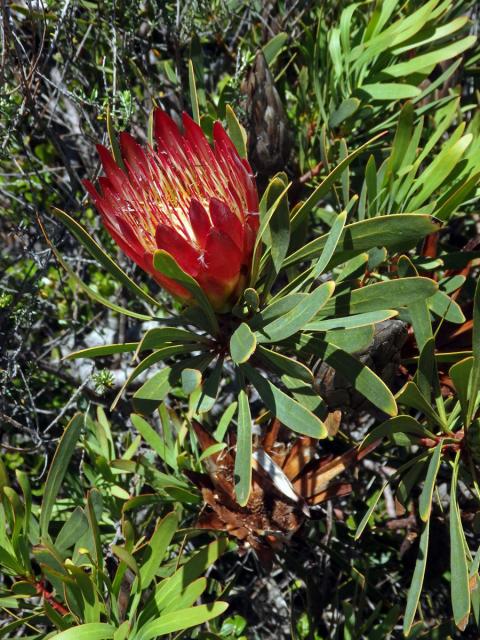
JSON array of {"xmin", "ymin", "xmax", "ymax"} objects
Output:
[
  {"xmin": 329, "ymin": 98, "xmax": 360, "ymax": 128},
  {"xmin": 396, "ymin": 381, "xmax": 445, "ymax": 429},
  {"xmin": 324, "ymin": 325, "xmax": 374, "ymax": 354},
  {"xmin": 153, "ymin": 250, "xmax": 218, "ymax": 335},
  {"xmin": 418, "ymin": 443, "xmax": 442, "ymax": 522},
  {"xmin": 137, "ymin": 602, "xmax": 229, "ymax": 639},
  {"xmin": 383, "ymin": 35, "xmax": 476, "ymax": 78},
  {"xmin": 256, "ymin": 346, "xmax": 314, "ymax": 384},
  {"xmin": 112, "ymin": 543, "xmax": 140, "ymax": 577},
  {"xmin": 410, "ymin": 135, "xmax": 473, "ymax": 211},
  {"xmin": 285, "ymin": 215, "xmax": 440, "ymax": 267},
  {"xmin": 467, "ymin": 278, "xmax": 480, "ymax": 425},
  {"xmin": 230, "ymin": 323, "xmax": 257, "ymax": 364},
  {"xmin": 361, "ymin": 415, "xmax": 435, "ymax": 450},
  {"xmin": 51, "ymin": 623, "xmax": 116, "ymax": 639},
  {"xmin": 181, "ymin": 368, "xmax": 202, "ymax": 394},
  {"xmin": 291, "ymin": 132, "xmax": 386, "ymax": 229},
  {"xmin": 195, "ymin": 357, "xmax": 224, "ymax": 413},
  {"xmin": 256, "ymin": 282, "xmax": 335, "ymax": 343},
  {"xmin": 213, "ymin": 402, "xmax": 238, "ymax": 442},
  {"xmin": 307, "ymin": 309, "xmax": 398, "ymax": 331},
  {"xmin": 55, "ymin": 507, "xmax": 89, "ymax": 552},
  {"xmin": 262, "ymin": 32, "xmax": 288, "ymax": 65},
  {"xmin": 132, "ymin": 368, "xmax": 173, "ymax": 415},
  {"xmin": 318, "ymin": 277, "xmax": 438, "ymax": 318},
  {"xmin": 234, "ymin": 388, "xmax": 252, "ymax": 506},
  {"xmin": 354, "ymin": 482, "xmax": 388, "ymax": 540},
  {"xmin": 160, "ymin": 577, "xmax": 207, "ymax": 614},
  {"xmin": 450, "ymin": 455, "xmax": 471, "ymax": 630},
  {"xmin": 361, "ymin": 83, "xmax": 420, "ymax": 100},
  {"xmin": 139, "ymin": 538, "xmax": 228, "ymax": 624},
  {"xmin": 40, "ymin": 413, "xmax": 83, "ymax": 538},
  {"xmin": 51, "ymin": 208, "xmax": 158, "ymax": 307},
  {"xmin": 242, "ymin": 364, "xmax": 327, "ymax": 438},
  {"xmin": 66, "ymin": 343, "xmax": 138, "ymax": 360},
  {"xmin": 254, "ymin": 293, "xmax": 306, "ymax": 325},
  {"xmin": 111, "ymin": 344, "xmax": 195, "ymax": 410},
  {"xmin": 308, "ymin": 211, "xmax": 347, "ymax": 286},
  {"xmin": 114, "ymin": 622, "xmax": 131, "ymax": 640},
  {"xmin": 42, "ymin": 222, "xmax": 152, "ymax": 322},
  {"xmin": 435, "ymin": 172, "xmax": 480, "ymax": 222},
  {"xmin": 450, "ymin": 357, "xmax": 473, "ymax": 420},
  {"xmin": 188, "ymin": 59, "xmax": 200, "ymax": 124},
  {"xmin": 199, "ymin": 443, "xmax": 226, "ymax": 462},
  {"xmin": 226, "ymin": 104, "xmax": 247, "ymax": 158},
  {"xmin": 299, "ymin": 337, "xmax": 397, "ymax": 416},
  {"xmin": 403, "ymin": 519, "xmax": 430, "ymax": 636},
  {"xmin": 139, "ymin": 512, "xmax": 178, "ymax": 589},
  {"xmin": 416, "ymin": 337, "xmax": 437, "ymax": 401},
  {"xmin": 138, "ymin": 327, "xmax": 209, "ymax": 352},
  {"xmin": 386, "ymin": 101, "xmax": 414, "ymax": 179},
  {"xmin": 86, "ymin": 489, "xmax": 103, "ymax": 569},
  {"xmin": 131, "ymin": 413, "xmax": 176, "ymax": 469},
  {"xmin": 261, "ymin": 176, "xmax": 291, "ymax": 294},
  {"xmin": 252, "ymin": 180, "xmax": 291, "ymax": 273}
]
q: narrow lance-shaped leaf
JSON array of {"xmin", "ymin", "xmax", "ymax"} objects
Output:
[
  {"xmin": 418, "ymin": 443, "xmax": 442, "ymax": 522},
  {"xmin": 318, "ymin": 277, "xmax": 438, "ymax": 318},
  {"xmin": 256, "ymin": 281, "xmax": 335, "ymax": 343},
  {"xmin": 132, "ymin": 367, "xmax": 173, "ymax": 416},
  {"xmin": 306, "ymin": 210, "xmax": 347, "ymax": 290},
  {"xmin": 188, "ymin": 59, "xmax": 200, "ymax": 124},
  {"xmin": 130, "ymin": 413, "xmax": 176, "ymax": 470},
  {"xmin": 111, "ymin": 344, "xmax": 196, "ymax": 410},
  {"xmin": 354, "ymin": 482, "xmax": 388, "ymax": 540},
  {"xmin": 138, "ymin": 538, "xmax": 228, "ymax": 624},
  {"xmin": 242, "ymin": 364, "xmax": 327, "ymax": 438},
  {"xmin": 250, "ymin": 181, "xmax": 291, "ymax": 285},
  {"xmin": 383, "ymin": 35, "xmax": 476, "ymax": 78},
  {"xmin": 50, "ymin": 623, "xmax": 116, "ymax": 640},
  {"xmin": 260, "ymin": 175, "xmax": 291, "ymax": 296},
  {"xmin": 139, "ymin": 512, "xmax": 178, "ymax": 589},
  {"xmin": 40, "ymin": 414, "xmax": 84, "ymax": 539},
  {"xmin": 285, "ymin": 214, "xmax": 440, "ymax": 267},
  {"xmin": 298, "ymin": 336, "xmax": 397, "ymax": 416},
  {"xmin": 195, "ymin": 356, "xmax": 224, "ymax": 413},
  {"xmin": 396, "ymin": 381, "xmax": 446, "ymax": 431},
  {"xmin": 234, "ymin": 388, "xmax": 252, "ymax": 506},
  {"xmin": 66, "ymin": 343, "xmax": 138, "ymax": 361},
  {"xmin": 360, "ymin": 415, "xmax": 436, "ymax": 450},
  {"xmin": 403, "ymin": 519, "xmax": 431, "ymax": 636},
  {"xmin": 226, "ymin": 104, "xmax": 247, "ymax": 158},
  {"xmin": 230, "ymin": 323, "xmax": 257, "ymax": 364},
  {"xmin": 40, "ymin": 218, "xmax": 152, "ymax": 322},
  {"xmin": 136, "ymin": 603, "xmax": 229, "ymax": 640},
  {"xmin": 256, "ymin": 345, "xmax": 314, "ymax": 385},
  {"xmin": 450, "ymin": 453, "xmax": 471, "ymax": 630},
  {"xmin": 467, "ymin": 277, "xmax": 480, "ymax": 425},
  {"xmin": 291, "ymin": 132, "xmax": 386, "ymax": 229},
  {"xmin": 307, "ymin": 309, "xmax": 398, "ymax": 332},
  {"xmin": 450, "ymin": 357, "xmax": 474, "ymax": 423},
  {"xmin": 51, "ymin": 207, "xmax": 158, "ymax": 307},
  {"xmin": 153, "ymin": 250, "xmax": 218, "ymax": 335}
]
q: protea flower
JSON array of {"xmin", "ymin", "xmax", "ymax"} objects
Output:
[{"xmin": 84, "ymin": 110, "xmax": 259, "ymax": 311}]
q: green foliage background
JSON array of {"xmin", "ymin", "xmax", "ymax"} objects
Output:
[{"xmin": 1, "ymin": 0, "xmax": 480, "ymax": 638}]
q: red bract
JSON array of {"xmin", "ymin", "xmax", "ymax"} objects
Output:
[{"xmin": 84, "ymin": 110, "xmax": 260, "ymax": 310}]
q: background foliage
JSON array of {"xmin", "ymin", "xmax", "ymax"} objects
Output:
[{"xmin": 1, "ymin": 0, "xmax": 480, "ymax": 638}]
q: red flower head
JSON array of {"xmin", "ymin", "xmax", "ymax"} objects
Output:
[{"xmin": 84, "ymin": 110, "xmax": 260, "ymax": 311}]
